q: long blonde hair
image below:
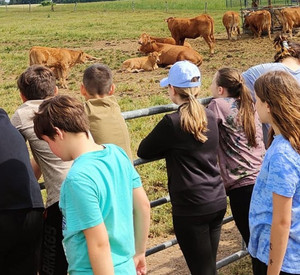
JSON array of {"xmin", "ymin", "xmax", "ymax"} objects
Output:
[
  {"xmin": 254, "ymin": 71, "xmax": 300, "ymax": 153},
  {"xmin": 216, "ymin": 68, "xmax": 257, "ymax": 147},
  {"xmin": 174, "ymin": 80, "xmax": 208, "ymax": 143}
]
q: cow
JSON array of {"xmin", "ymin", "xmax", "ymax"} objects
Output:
[
  {"xmin": 148, "ymin": 35, "xmax": 192, "ymax": 48},
  {"xmin": 279, "ymin": 7, "xmax": 300, "ymax": 37},
  {"xmin": 244, "ymin": 10, "xmax": 272, "ymax": 39},
  {"xmin": 29, "ymin": 46, "xmax": 99, "ymax": 88},
  {"xmin": 222, "ymin": 11, "xmax": 241, "ymax": 40},
  {"xmin": 121, "ymin": 52, "xmax": 161, "ymax": 72},
  {"xmin": 165, "ymin": 14, "xmax": 215, "ymax": 55},
  {"xmin": 138, "ymin": 33, "xmax": 203, "ymax": 66}
]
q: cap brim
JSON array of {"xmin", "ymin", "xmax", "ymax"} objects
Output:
[{"xmin": 160, "ymin": 77, "xmax": 169, "ymax": 87}]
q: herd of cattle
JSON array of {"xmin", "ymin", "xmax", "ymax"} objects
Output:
[{"xmin": 29, "ymin": 6, "xmax": 300, "ymax": 88}]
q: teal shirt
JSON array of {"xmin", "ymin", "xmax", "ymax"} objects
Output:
[{"xmin": 59, "ymin": 144, "xmax": 142, "ymax": 275}]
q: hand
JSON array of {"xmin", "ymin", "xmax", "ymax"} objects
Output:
[{"xmin": 134, "ymin": 252, "xmax": 147, "ymax": 275}]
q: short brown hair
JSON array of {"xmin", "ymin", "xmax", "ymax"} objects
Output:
[
  {"xmin": 83, "ymin": 63, "xmax": 113, "ymax": 96},
  {"xmin": 17, "ymin": 65, "xmax": 56, "ymax": 100},
  {"xmin": 34, "ymin": 95, "xmax": 89, "ymax": 140}
]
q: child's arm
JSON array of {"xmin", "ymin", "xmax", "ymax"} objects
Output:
[
  {"xmin": 267, "ymin": 193, "xmax": 292, "ymax": 275},
  {"xmin": 84, "ymin": 223, "xmax": 114, "ymax": 275},
  {"xmin": 133, "ymin": 187, "xmax": 151, "ymax": 275},
  {"xmin": 31, "ymin": 157, "xmax": 42, "ymax": 180}
]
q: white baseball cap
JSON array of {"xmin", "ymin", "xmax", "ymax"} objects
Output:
[{"xmin": 160, "ymin": 61, "xmax": 201, "ymax": 88}]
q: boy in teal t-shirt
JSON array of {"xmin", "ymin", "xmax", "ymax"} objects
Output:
[{"xmin": 33, "ymin": 95, "xmax": 150, "ymax": 275}]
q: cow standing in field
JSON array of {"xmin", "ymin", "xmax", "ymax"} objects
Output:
[
  {"xmin": 244, "ymin": 10, "xmax": 272, "ymax": 39},
  {"xmin": 279, "ymin": 7, "xmax": 300, "ymax": 37},
  {"xmin": 121, "ymin": 52, "xmax": 161, "ymax": 72},
  {"xmin": 222, "ymin": 11, "xmax": 241, "ymax": 40},
  {"xmin": 29, "ymin": 46, "xmax": 99, "ymax": 88},
  {"xmin": 165, "ymin": 14, "xmax": 215, "ymax": 54},
  {"xmin": 138, "ymin": 33, "xmax": 203, "ymax": 66}
]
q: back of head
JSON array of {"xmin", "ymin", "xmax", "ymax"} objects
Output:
[
  {"xmin": 273, "ymin": 34, "xmax": 300, "ymax": 62},
  {"xmin": 34, "ymin": 95, "xmax": 89, "ymax": 140},
  {"xmin": 17, "ymin": 65, "xmax": 56, "ymax": 100},
  {"xmin": 83, "ymin": 63, "xmax": 113, "ymax": 96},
  {"xmin": 254, "ymin": 70, "xmax": 300, "ymax": 152},
  {"xmin": 216, "ymin": 67, "xmax": 257, "ymax": 147},
  {"xmin": 160, "ymin": 61, "xmax": 207, "ymax": 142}
]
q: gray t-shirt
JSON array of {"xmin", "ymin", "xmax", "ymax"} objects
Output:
[{"xmin": 11, "ymin": 100, "xmax": 72, "ymax": 207}]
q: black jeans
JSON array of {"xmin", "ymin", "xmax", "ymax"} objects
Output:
[
  {"xmin": 252, "ymin": 257, "xmax": 300, "ymax": 275},
  {"xmin": 173, "ymin": 208, "xmax": 226, "ymax": 275},
  {"xmin": 40, "ymin": 202, "xmax": 68, "ymax": 275},
  {"xmin": 0, "ymin": 208, "xmax": 43, "ymax": 275},
  {"xmin": 228, "ymin": 184, "xmax": 254, "ymax": 246}
]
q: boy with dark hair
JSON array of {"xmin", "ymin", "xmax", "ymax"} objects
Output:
[
  {"xmin": 0, "ymin": 108, "xmax": 44, "ymax": 275},
  {"xmin": 80, "ymin": 63, "xmax": 133, "ymax": 160},
  {"xmin": 11, "ymin": 65, "xmax": 71, "ymax": 275},
  {"xmin": 33, "ymin": 95, "xmax": 150, "ymax": 275}
]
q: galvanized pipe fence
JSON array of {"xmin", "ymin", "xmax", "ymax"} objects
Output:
[{"xmin": 124, "ymin": 96, "xmax": 249, "ymax": 270}]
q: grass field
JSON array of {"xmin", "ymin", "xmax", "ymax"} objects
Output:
[{"xmin": 1, "ymin": 1, "xmax": 298, "ymax": 273}]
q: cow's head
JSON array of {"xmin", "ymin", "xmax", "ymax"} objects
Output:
[
  {"xmin": 164, "ymin": 17, "xmax": 174, "ymax": 23},
  {"xmin": 138, "ymin": 33, "xmax": 152, "ymax": 45},
  {"xmin": 78, "ymin": 52, "xmax": 101, "ymax": 63},
  {"xmin": 149, "ymin": 51, "xmax": 161, "ymax": 64}
]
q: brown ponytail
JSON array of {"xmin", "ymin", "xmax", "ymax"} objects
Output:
[
  {"xmin": 216, "ymin": 68, "xmax": 257, "ymax": 147},
  {"xmin": 174, "ymin": 83, "xmax": 208, "ymax": 143}
]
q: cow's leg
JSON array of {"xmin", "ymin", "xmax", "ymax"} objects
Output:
[
  {"xmin": 237, "ymin": 26, "xmax": 241, "ymax": 37},
  {"xmin": 267, "ymin": 26, "xmax": 272, "ymax": 40},
  {"xmin": 226, "ymin": 27, "xmax": 231, "ymax": 40},
  {"xmin": 203, "ymin": 35, "xmax": 214, "ymax": 55},
  {"xmin": 61, "ymin": 68, "xmax": 69, "ymax": 89}
]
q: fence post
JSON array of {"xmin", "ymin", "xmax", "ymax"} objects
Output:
[
  {"xmin": 205, "ymin": 1, "xmax": 207, "ymax": 13},
  {"xmin": 165, "ymin": 0, "xmax": 168, "ymax": 13},
  {"xmin": 132, "ymin": 0, "xmax": 134, "ymax": 12}
]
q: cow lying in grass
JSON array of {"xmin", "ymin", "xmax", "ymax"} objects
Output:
[
  {"xmin": 138, "ymin": 33, "xmax": 202, "ymax": 66},
  {"xmin": 121, "ymin": 52, "xmax": 161, "ymax": 72},
  {"xmin": 29, "ymin": 46, "xmax": 99, "ymax": 88},
  {"xmin": 148, "ymin": 34, "xmax": 192, "ymax": 48}
]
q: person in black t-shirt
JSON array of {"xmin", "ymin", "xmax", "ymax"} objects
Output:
[{"xmin": 0, "ymin": 108, "xmax": 44, "ymax": 275}]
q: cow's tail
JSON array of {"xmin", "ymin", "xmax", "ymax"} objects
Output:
[{"xmin": 210, "ymin": 16, "xmax": 215, "ymax": 43}]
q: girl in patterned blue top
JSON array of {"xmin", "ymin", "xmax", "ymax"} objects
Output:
[{"xmin": 249, "ymin": 70, "xmax": 300, "ymax": 275}]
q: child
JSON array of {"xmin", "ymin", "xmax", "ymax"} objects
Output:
[
  {"xmin": 11, "ymin": 65, "xmax": 72, "ymax": 275},
  {"xmin": 80, "ymin": 63, "xmax": 133, "ymax": 160},
  {"xmin": 242, "ymin": 35, "xmax": 300, "ymax": 145},
  {"xmin": 137, "ymin": 61, "xmax": 227, "ymax": 275},
  {"xmin": 33, "ymin": 95, "xmax": 150, "ymax": 275},
  {"xmin": 0, "ymin": 108, "xmax": 44, "ymax": 275},
  {"xmin": 249, "ymin": 70, "xmax": 300, "ymax": 275},
  {"xmin": 207, "ymin": 67, "xmax": 265, "ymax": 246}
]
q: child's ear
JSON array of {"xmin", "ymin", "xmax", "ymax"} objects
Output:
[
  {"xmin": 80, "ymin": 84, "xmax": 88, "ymax": 99},
  {"xmin": 54, "ymin": 127, "xmax": 64, "ymax": 140},
  {"xmin": 54, "ymin": 86, "xmax": 58, "ymax": 96},
  {"xmin": 20, "ymin": 92, "xmax": 27, "ymax": 103},
  {"xmin": 108, "ymin": 84, "xmax": 115, "ymax": 95},
  {"xmin": 218, "ymin": 86, "xmax": 224, "ymax": 95}
]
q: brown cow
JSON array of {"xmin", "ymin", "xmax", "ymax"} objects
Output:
[
  {"xmin": 138, "ymin": 33, "xmax": 203, "ymax": 66},
  {"xmin": 244, "ymin": 10, "xmax": 272, "ymax": 39},
  {"xmin": 121, "ymin": 52, "xmax": 161, "ymax": 72},
  {"xmin": 165, "ymin": 14, "xmax": 215, "ymax": 54},
  {"xmin": 148, "ymin": 35, "xmax": 192, "ymax": 48},
  {"xmin": 29, "ymin": 46, "xmax": 99, "ymax": 88},
  {"xmin": 222, "ymin": 11, "xmax": 241, "ymax": 40},
  {"xmin": 279, "ymin": 7, "xmax": 300, "ymax": 37}
]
